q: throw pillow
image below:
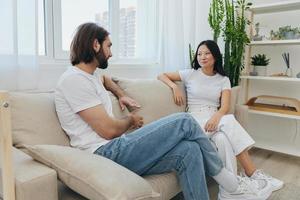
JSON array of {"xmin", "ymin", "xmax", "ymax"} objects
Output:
[{"xmin": 24, "ymin": 144, "xmax": 159, "ymax": 200}]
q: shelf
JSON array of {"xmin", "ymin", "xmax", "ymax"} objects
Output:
[
  {"xmin": 249, "ymin": 40, "xmax": 300, "ymax": 46},
  {"xmin": 248, "ymin": 108, "xmax": 300, "ymax": 120},
  {"xmin": 240, "ymin": 104, "xmax": 300, "ymax": 120},
  {"xmin": 253, "ymin": 141, "xmax": 300, "ymax": 157},
  {"xmin": 250, "ymin": 1, "xmax": 300, "ymax": 14},
  {"xmin": 240, "ymin": 76, "xmax": 300, "ymax": 82}
]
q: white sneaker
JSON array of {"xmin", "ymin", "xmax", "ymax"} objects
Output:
[
  {"xmin": 218, "ymin": 176, "xmax": 272, "ymax": 200},
  {"xmin": 250, "ymin": 169, "xmax": 284, "ymax": 191}
]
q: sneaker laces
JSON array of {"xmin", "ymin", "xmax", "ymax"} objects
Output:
[
  {"xmin": 253, "ymin": 169, "xmax": 272, "ymax": 180},
  {"xmin": 235, "ymin": 176, "xmax": 260, "ymax": 194}
]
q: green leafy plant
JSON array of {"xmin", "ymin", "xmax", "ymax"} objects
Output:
[
  {"xmin": 270, "ymin": 25, "xmax": 300, "ymax": 40},
  {"xmin": 189, "ymin": 43, "xmax": 195, "ymax": 67},
  {"xmin": 251, "ymin": 54, "xmax": 270, "ymax": 66},
  {"xmin": 208, "ymin": 0, "xmax": 225, "ymax": 42},
  {"xmin": 208, "ymin": 0, "xmax": 252, "ymax": 87}
]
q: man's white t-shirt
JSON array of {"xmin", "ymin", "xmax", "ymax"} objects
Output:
[
  {"xmin": 55, "ymin": 67, "xmax": 112, "ymax": 153},
  {"xmin": 178, "ymin": 68, "xmax": 231, "ymax": 109}
]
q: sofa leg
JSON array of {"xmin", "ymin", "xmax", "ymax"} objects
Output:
[{"xmin": 0, "ymin": 91, "xmax": 15, "ymax": 200}]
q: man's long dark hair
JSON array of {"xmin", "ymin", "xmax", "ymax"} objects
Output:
[
  {"xmin": 191, "ymin": 40, "xmax": 226, "ymax": 76},
  {"xmin": 70, "ymin": 23, "xmax": 109, "ymax": 66}
]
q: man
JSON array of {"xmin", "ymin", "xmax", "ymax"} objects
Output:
[{"xmin": 55, "ymin": 22, "xmax": 271, "ymax": 200}]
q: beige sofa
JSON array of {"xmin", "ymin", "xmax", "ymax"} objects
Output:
[{"xmin": 0, "ymin": 78, "xmax": 240, "ymax": 200}]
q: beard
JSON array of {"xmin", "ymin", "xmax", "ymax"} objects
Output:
[{"xmin": 95, "ymin": 49, "xmax": 108, "ymax": 69}]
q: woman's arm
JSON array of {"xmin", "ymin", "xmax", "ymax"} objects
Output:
[
  {"xmin": 218, "ymin": 89, "xmax": 231, "ymax": 115},
  {"xmin": 157, "ymin": 72, "xmax": 185, "ymax": 106}
]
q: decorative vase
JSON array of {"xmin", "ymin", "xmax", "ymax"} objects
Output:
[
  {"xmin": 285, "ymin": 68, "xmax": 293, "ymax": 77},
  {"xmin": 253, "ymin": 65, "xmax": 267, "ymax": 76}
]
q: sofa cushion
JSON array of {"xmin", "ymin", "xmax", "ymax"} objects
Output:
[
  {"xmin": 144, "ymin": 173, "xmax": 180, "ymax": 200},
  {"xmin": 24, "ymin": 145, "xmax": 159, "ymax": 200},
  {"xmin": 10, "ymin": 91, "xmax": 127, "ymax": 148},
  {"xmin": 10, "ymin": 92, "xmax": 70, "ymax": 147},
  {"xmin": 114, "ymin": 78, "xmax": 186, "ymax": 125},
  {"xmin": 109, "ymin": 93, "xmax": 129, "ymax": 119}
]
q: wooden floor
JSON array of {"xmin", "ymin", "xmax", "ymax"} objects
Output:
[
  {"xmin": 174, "ymin": 147, "xmax": 300, "ymax": 200},
  {"xmin": 210, "ymin": 147, "xmax": 300, "ymax": 200}
]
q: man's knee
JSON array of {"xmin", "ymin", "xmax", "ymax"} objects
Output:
[
  {"xmin": 175, "ymin": 141, "xmax": 200, "ymax": 156},
  {"xmin": 170, "ymin": 112, "xmax": 193, "ymax": 120}
]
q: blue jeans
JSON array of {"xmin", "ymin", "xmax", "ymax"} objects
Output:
[{"xmin": 94, "ymin": 113, "xmax": 223, "ymax": 200}]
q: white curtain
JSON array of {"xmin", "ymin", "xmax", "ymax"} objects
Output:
[
  {"xmin": 136, "ymin": 0, "xmax": 158, "ymax": 62},
  {"xmin": 158, "ymin": 0, "xmax": 213, "ymax": 71},
  {"xmin": 0, "ymin": 0, "xmax": 39, "ymax": 91}
]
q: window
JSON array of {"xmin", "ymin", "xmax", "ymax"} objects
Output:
[
  {"xmin": 119, "ymin": 0, "xmax": 137, "ymax": 58},
  {"xmin": 38, "ymin": 0, "xmax": 46, "ymax": 55},
  {"xmin": 0, "ymin": 0, "xmax": 14, "ymax": 55},
  {"xmin": 60, "ymin": 0, "xmax": 109, "ymax": 51},
  {"xmin": 42, "ymin": 0, "xmax": 158, "ymax": 63}
]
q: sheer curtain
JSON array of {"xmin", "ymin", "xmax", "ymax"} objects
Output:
[
  {"xmin": 158, "ymin": 0, "xmax": 212, "ymax": 71},
  {"xmin": 136, "ymin": 0, "xmax": 158, "ymax": 62},
  {"xmin": 0, "ymin": 0, "xmax": 39, "ymax": 91}
]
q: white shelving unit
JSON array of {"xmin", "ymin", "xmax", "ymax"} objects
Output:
[
  {"xmin": 241, "ymin": 1, "xmax": 300, "ymax": 156},
  {"xmin": 240, "ymin": 75, "xmax": 300, "ymax": 82},
  {"xmin": 249, "ymin": 40, "xmax": 300, "ymax": 46}
]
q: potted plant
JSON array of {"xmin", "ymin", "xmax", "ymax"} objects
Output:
[
  {"xmin": 250, "ymin": 54, "xmax": 270, "ymax": 76},
  {"xmin": 208, "ymin": 0, "xmax": 252, "ymax": 86}
]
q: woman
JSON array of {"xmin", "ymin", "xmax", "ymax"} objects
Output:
[{"xmin": 158, "ymin": 40, "xmax": 283, "ymax": 198}]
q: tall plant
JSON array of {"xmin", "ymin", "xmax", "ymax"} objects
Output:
[
  {"xmin": 209, "ymin": 0, "xmax": 252, "ymax": 87},
  {"xmin": 208, "ymin": 0, "xmax": 224, "ymax": 42}
]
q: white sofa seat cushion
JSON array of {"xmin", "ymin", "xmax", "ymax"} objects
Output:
[{"xmin": 24, "ymin": 145, "xmax": 159, "ymax": 200}]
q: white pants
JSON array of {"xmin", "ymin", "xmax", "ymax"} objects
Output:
[{"xmin": 189, "ymin": 108, "xmax": 255, "ymax": 175}]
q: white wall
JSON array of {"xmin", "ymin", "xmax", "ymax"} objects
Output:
[{"xmin": 37, "ymin": 63, "xmax": 162, "ymax": 90}]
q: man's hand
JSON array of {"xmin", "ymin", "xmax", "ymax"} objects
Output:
[
  {"xmin": 119, "ymin": 96, "xmax": 141, "ymax": 111},
  {"xmin": 128, "ymin": 110, "xmax": 144, "ymax": 129}
]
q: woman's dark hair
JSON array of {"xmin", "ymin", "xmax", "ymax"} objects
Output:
[
  {"xmin": 70, "ymin": 22, "xmax": 109, "ymax": 66},
  {"xmin": 191, "ymin": 40, "xmax": 226, "ymax": 76}
]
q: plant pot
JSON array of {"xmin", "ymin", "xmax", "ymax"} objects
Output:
[
  {"xmin": 284, "ymin": 31, "xmax": 295, "ymax": 40},
  {"xmin": 253, "ymin": 65, "xmax": 267, "ymax": 76}
]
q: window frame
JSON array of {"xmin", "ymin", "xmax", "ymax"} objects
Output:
[{"xmin": 39, "ymin": 0, "xmax": 158, "ymax": 65}]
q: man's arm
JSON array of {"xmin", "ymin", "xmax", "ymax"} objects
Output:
[
  {"xmin": 78, "ymin": 104, "xmax": 143, "ymax": 140},
  {"xmin": 102, "ymin": 75, "xmax": 140, "ymax": 110},
  {"xmin": 102, "ymin": 75, "xmax": 125, "ymax": 99}
]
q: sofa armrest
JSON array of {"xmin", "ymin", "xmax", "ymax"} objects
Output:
[
  {"xmin": 0, "ymin": 147, "xmax": 58, "ymax": 200},
  {"xmin": 229, "ymin": 86, "xmax": 241, "ymax": 114}
]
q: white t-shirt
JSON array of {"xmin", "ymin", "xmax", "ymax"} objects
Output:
[
  {"xmin": 55, "ymin": 67, "xmax": 113, "ymax": 153},
  {"xmin": 179, "ymin": 68, "xmax": 231, "ymax": 110}
]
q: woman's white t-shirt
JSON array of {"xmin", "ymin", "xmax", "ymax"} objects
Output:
[{"xmin": 178, "ymin": 68, "xmax": 231, "ymax": 110}]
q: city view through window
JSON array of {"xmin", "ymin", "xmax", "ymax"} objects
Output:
[{"xmin": 60, "ymin": 0, "xmax": 137, "ymax": 58}]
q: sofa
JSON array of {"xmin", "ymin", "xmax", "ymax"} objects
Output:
[{"xmin": 0, "ymin": 78, "xmax": 241, "ymax": 200}]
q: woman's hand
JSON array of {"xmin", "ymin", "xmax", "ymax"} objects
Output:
[
  {"xmin": 204, "ymin": 112, "xmax": 223, "ymax": 133},
  {"xmin": 172, "ymin": 86, "xmax": 185, "ymax": 106}
]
